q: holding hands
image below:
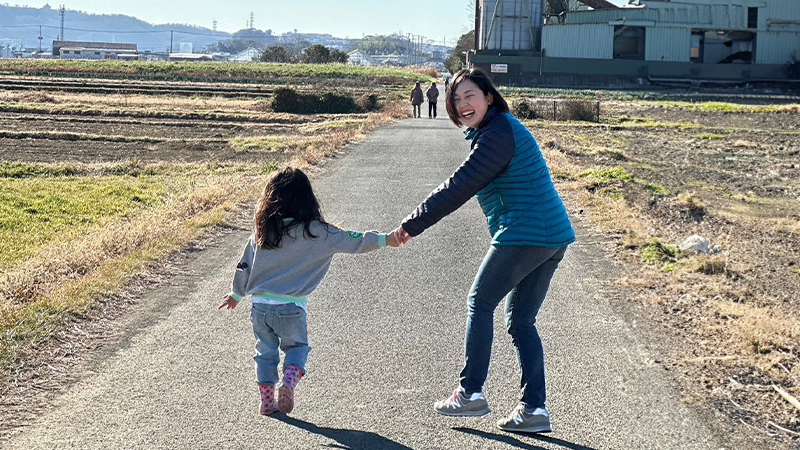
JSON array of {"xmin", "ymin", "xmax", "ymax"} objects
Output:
[{"xmin": 386, "ymin": 227, "xmax": 412, "ymax": 248}]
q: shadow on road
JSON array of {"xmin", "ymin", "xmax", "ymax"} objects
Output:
[
  {"xmin": 276, "ymin": 415, "xmax": 414, "ymax": 450},
  {"xmin": 453, "ymin": 427, "xmax": 598, "ymax": 450}
]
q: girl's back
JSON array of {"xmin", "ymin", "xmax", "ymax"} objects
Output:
[{"xmin": 232, "ymin": 220, "xmax": 386, "ymax": 302}]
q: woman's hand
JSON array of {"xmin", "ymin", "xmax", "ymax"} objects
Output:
[
  {"xmin": 218, "ymin": 294, "xmax": 240, "ymax": 310},
  {"xmin": 391, "ymin": 227, "xmax": 412, "ymax": 246}
]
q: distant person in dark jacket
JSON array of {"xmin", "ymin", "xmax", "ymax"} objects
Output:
[
  {"xmin": 390, "ymin": 68, "xmax": 575, "ymax": 434},
  {"xmin": 410, "ymin": 81, "xmax": 424, "ymax": 118},
  {"xmin": 426, "ymin": 82, "xmax": 439, "ymax": 119}
]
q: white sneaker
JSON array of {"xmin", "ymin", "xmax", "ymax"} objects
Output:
[
  {"xmin": 497, "ymin": 403, "xmax": 552, "ymax": 433},
  {"xmin": 433, "ymin": 388, "xmax": 490, "ymax": 417}
]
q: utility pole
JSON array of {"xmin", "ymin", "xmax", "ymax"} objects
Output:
[
  {"xmin": 406, "ymin": 33, "xmax": 410, "ymax": 65},
  {"xmin": 170, "ymin": 30, "xmax": 174, "ymax": 54},
  {"xmin": 249, "ymin": 12, "xmax": 255, "ymax": 29},
  {"xmin": 38, "ymin": 25, "xmax": 43, "ymax": 52},
  {"xmin": 59, "ymin": 5, "xmax": 65, "ymax": 41}
]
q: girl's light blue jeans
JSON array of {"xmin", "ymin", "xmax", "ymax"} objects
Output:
[
  {"xmin": 250, "ymin": 302, "xmax": 310, "ymax": 386},
  {"xmin": 459, "ymin": 245, "xmax": 567, "ymax": 409}
]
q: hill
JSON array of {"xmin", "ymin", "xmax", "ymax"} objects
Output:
[{"xmin": 0, "ymin": 4, "xmax": 236, "ymax": 53}]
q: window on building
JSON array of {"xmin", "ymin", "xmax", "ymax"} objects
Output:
[
  {"xmin": 613, "ymin": 26, "xmax": 645, "ymax": 60},
  {"xmin": 748, "ymin": 8, "xmax": 758, "ymax": 29},
  {"xmin": 691, "ymin": 32, "xmax": 703, "ymax": 63},
  {"xmin": 74, "ymin": 51, "xmax": 81, "ymax": 55},
  {"xmin": 692, "ymin": 30, "xmax": 754, "ymax": 64},
  {"xmin": 95, "ymin": 52, "xmax": 101, "ymax": 55}
]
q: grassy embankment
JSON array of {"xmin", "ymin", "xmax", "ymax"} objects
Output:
[
  {"xmin": 0, "ymin": 59, "xmax": 429, "ymax": 86},
  {"xmin": 0, "ymin": 63, "xmax": 434, "ymax": 380}
]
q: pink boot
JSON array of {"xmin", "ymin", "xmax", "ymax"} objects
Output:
[
  {"xmin": 258, "ymin": 384, "xmax": 277, "ymax": 415},
  {"xmin": 278, "ymin": 365, "xmax": 304, "ymax": 414}
]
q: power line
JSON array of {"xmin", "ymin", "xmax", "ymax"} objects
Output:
[{"xmin": 2, "ymin": 24, "xmax": 233, "ymax": 37}]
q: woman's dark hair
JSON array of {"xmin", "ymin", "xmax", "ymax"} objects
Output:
[
  {"xmin": 445, "ymin": 67, "xmax": 509, "ymax": 127},
  {"xmin": 254, "ymin": 167, "xmax": 324, "ymax": 249}
]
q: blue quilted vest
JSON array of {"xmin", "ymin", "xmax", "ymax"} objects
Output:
[{"xmin": 467, "ymin": 111, "xmax": 576, "ymax": 247}]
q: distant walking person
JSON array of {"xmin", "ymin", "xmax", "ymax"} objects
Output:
[
  {"xmin": 426, "ymin": 82, "xmax": 439, "ymax": 119},
  {"xmin": 410, "ymin": 81, "xmax": 424, "ymax": 118},
  {"xmin": 219, "ymin": 167, "xmax": 401, "ymax": 416}
]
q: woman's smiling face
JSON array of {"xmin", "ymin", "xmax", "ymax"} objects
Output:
[{"xmin": 453, "ymin": 78, "xmax": 492, "ymax": 128}]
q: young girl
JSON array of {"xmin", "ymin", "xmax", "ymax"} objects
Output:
[{"xmin": 219, "ymin": 167, "xmax": 400, "ymax": 415}]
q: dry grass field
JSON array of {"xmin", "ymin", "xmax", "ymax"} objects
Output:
[
  {"xmin": 0, "ymin": 64, "xmax": 432, "ymax": 436},
  {"xmin": 1, "ymin": 62, "xmax": 798, "ymax": 446},
  {"xmin": 521, "ymin": 95, "xmax": 800, "ymax": 446}
]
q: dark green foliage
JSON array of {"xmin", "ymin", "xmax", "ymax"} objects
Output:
[
  {"xmin": 302, "ymin": 45, "xmax": 331, "ymax": 64},
  {"xmin": 271, "ymin": 87, "xmax": 372, "ymax": 114},
  {"xmin": 260, "ymin": 46, "xmax": 292, "ymax": 63},
  {"xmin": 356, "ymin": 34, "xmax": 408, "ymax": 55},
  {"xmin": 300, "ymin": 45, "xmax": 349, "ymax": 64},
  {"xmin": 330, "ymin": 49, "xmax": 349, "ymax": 64},
  {"xmin": 445, "ymin": 30, "xmax": 475, "ymax": 74},
  {"xmin": 206, "ymin": 39, "xmax": 261, "ymax": 54}
]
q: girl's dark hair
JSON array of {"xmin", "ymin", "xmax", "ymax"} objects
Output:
[
  {"xmin": 254, "ymin": 167, "xmax": 324, "ymax": 249},
  {"xmin": 445, "ymin": 67, "xmax": 509, "ymax": 127}
]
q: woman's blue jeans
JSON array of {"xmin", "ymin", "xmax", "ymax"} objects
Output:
[
  {"xmin": 250, "ymin": 302, "xmax": 310, "ymax": 386},
  {"xmin": 459, "ymin": 245, "xmax": 567, "ymax": 409}
]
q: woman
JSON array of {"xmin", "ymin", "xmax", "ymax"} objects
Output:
[
  {"xmin": 394, "ymin": 68, "xmax": 575, "ymax": 434},
  {"xmin": 426, "ymin": 82, "xmax": 440, "ymax": 119},
  {"xmin": 410, "ymin": 81, "xmax": 425, "ymax": 118}
]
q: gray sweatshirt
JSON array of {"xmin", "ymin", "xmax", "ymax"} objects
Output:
[{"xmin": 229, "ymin": 220, "xmax": 387, "ymax": 306}]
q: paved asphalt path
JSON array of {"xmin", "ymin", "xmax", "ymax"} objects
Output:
[{"xmin": 4, "ymin": 90, "xmax": 726, "ymax": 450}]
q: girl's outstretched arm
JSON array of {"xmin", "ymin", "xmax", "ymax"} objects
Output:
[
  {"xmin": 219, "ymin": 294, "xmax": 240, "ymax": 310},
  {"xmin": 324, "ymin": 225, "xmax": 387, "ymax": 254}
]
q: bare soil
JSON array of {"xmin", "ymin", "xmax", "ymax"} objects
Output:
[
  {"xmin": 1, "ymin": 81, "xmax": 798, "ymax": 446},
  {"xmin": 537, "ymin": 99, "xmax": 800, "ymax": 447}
]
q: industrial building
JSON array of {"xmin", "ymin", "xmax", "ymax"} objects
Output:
[
  {"xmin": 471, "ymin": 0, "xmax": 800, "ymax": 86},
  {"xmin": 52, "ymin": 41, "xmax": 138, "ymax": 60}
]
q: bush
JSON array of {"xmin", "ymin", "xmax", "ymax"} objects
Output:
[
  {"xmin": 512, "ymin": 98, "xmax": 599, "ymax": 122},
  {"xmin": 260, "ymin": 46, "xmax": 292, "ymax": 63},
  {"xmin": 512, "ymin": 98, "xmax": 539, "ymax": 119},
  {"xmin": 356, "ymin": 94, "xmax": 380, "ymax": 112},
  {"xmin": 560, "ymin": 99, "xmax": 600, "ymax": 122},
  {"xmin": 271, "ymin": 87, "xmax": 373, "ymax": 114}
]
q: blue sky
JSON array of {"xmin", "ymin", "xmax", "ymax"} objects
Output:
[{"xmin": 14, "ymin": 1, "xmax": 628, "ymax": 45}]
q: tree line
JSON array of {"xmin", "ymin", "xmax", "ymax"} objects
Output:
[{"xmin": 204, "ymin": 30, "xmax": 476, "ymax": 69}]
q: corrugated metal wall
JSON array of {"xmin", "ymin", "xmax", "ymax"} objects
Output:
[
  {"xmin": 481, "ymin": 0, "xmax": 543, "ymax": 50},
  {"xmin": 565, "ymin": 9, "xmax": 656, "ymax": 24},
  {"xmin": 645, "ymin": 26, "xmax": 691, "ymax": 62},
  {"xmin": 542, "ymin": 24, "xmax": 613, "ymax": 59},
  {"xmin": 563, "ymin": 2, "xmax": 792, "ymax": 29},
  {"xmin": 756, "ymin": 31, "xmax": 800, "ymax": 64},
  {"xmin": 539, "ymin": 1, "xmax": 800, "ymax": 65},
  {"xmin": 763, "ymin": 1, "xmax": 800, "ymax": 23}
]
